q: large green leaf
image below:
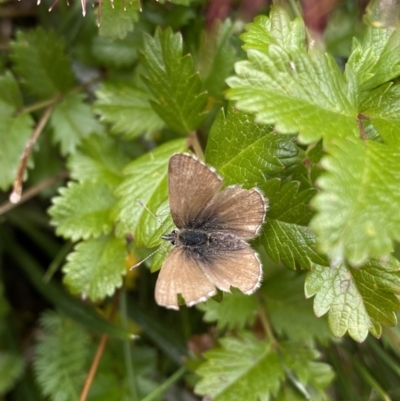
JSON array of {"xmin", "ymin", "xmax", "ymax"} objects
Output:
[
  {"xmin": 49, "ymin": 181, "xmax": 116, "ymax": 241},
  {"xmin": 347, "ymin": 27, "xmax": 400, "ymax": 92},
  {"xmin": 206, "ymin": 104, "xmax": 299, "ymax": 186},
  {"xmin": 50, "ymin": 93, "xmax": 104, "ymax": 156},
  {"xmin": 195, "ymin": 333, "xmax": 282, "ymax": 401},
  {"xmin": 305, "ymin": 257, "xmax": 400, "ymax": 342},
  {"xmin": 11, "ymin": 28, "xmax": 74, "ymax": 99},
  {"xmin": 226, "ymin": 7, "xmax": 358, "ymax": 144},
  {"xmin": 113, "ymin": 139, "xmax": 186, "ymax": 246},
  {"xmin": 140, "ymin": 28, "xmax": 208, "ymax": 135},
  {"xmin": 260, "ymin": 179, "xmax": 328, "ymax": 269},
  {"xmin": 63, "ymin": 234, "xmax": 126, "ymax": 301},
  {"xmin": 310, "ymin": 136, "xmax": 400, "ymax": 266},
  {"xmin": 94, "ymin": 82, "xmax": 164, "ymax": 139},
  {"xmin": 0, "ymin": 114, "xmax": 34, "ymax": 191}
]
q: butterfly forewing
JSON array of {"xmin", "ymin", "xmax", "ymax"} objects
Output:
[
  {"xmin": 155, "ymin": 247, "xmax": 216, "ymax": 309},
  {"xmin": 198, "ymin": 186, "xmax": 267, "ymax": 239},
  {"xmin": 168, "ymin": 154, "xmax": 222, "ymax": 229}
]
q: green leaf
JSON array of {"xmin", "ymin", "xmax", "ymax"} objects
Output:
[
  {"xmin": 197, "ymin": 20, "xmax": 237, "ymax": 97},
  {"xmin": 94, "ymin": 82, "xmax": 164, "ymax": 139},
  {"xmin": 0, "ymin": 71, "xmax": 23, "ymax": 116},
  {"xmin": 0, "ymin": 114, "xmax": 34, "ymax": 191},
  {"xmin": 98, "ymin": 0, "xmax": 139, "ymax": 40},
  {"xmin": 347, "ymin": 27, "xmax": 400, "ymax": 91},
  {"xmin": 206, "ymin": 104, "xmax": 300, "ymax": 186},
  {"xmin": 67, "ymin": 134, "xmax": 131, "ymax": 186},
  {"xmin": 263, "ymin": 271, "xmax": 332, "ymax": 344},
  {"xmin": 114, "ymin": 139, "xmax": 186, "ymax": 246},
  {"xmin": 0, "ymin": 352, "xmax": 25, "ymax": 394},
  {"xmin": 197, "ymin": 288, "xmax": 258, "ymax": 330},
  {"xmin": 310, "ymin": 136, "xmax": 400, "ymax": 266},
  {"xmin": 259, "ymin": 179, "xmax": 328, "ymax": 269},
  {"xmin": 11, "ymin": 28, "xmax": 74, "ymax": 99},
  {"xmin": 33, "ymin": 311, "xmax": 90, "ymax": 401},
  {"xmin": 63, "ymin": 234, "xmax": 126, "ymax": 301},
  {"xmin": 50, "ymin": 93, "xmax": 104, "ymax": 156},
  {"xmin": 49, "ymin": 181, "xmax": 116, "ymax": 241},
  {"xmin": 140, "ymin": 27, "xmax": 208, "ymax": 134},
  {"xmin": 226, "ymin": 7, "xmax": 358, "ymax": 144},
  {"xmin": 195, "ymin": 332, "xmax": 282, "ymax": 401},
  {"xmin": 305, "ymin": 257, "xmax": 400, "ymax": 342},
  {"xmin": 360, "ymin": 83, "xmax": 400, "ymax": 147}
]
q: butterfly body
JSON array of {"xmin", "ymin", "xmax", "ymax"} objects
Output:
[{"xmin": 155, "ymin": 153, "xmax": 268, "ymax": 310}]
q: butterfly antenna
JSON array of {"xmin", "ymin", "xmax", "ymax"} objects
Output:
[
  {"xmin": 130, "ymin": 249, "xmax": 159, "ymax": 270},
  {"xmin": 137, "ymin": 199, "xmax": 165, "ymax": 227}
]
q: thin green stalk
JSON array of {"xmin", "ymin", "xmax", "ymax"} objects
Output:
[
  {"xmin": 120, "ymin": 289, "xmax": 139, "ymax": 401},
  {"xmin": 140, "ymin": 367, "xmax": 186, "ymax": 401},
  {"xmin": 43, "ymin": 241, "xmax": 74, "ymax": 283}
]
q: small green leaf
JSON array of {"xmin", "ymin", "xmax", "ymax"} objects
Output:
[
  {"xmin": 0, "ymin": 114, "xmax": 34, "ymax": 191},
  {"xmin": 49, "ymin": 181, "xmax": 116, "ymax": 241},
  {"xmin": 50, "ymin": 93, "xmax": 104, "ymax": 156},
  {"xmin": 0, "ymin": 71, "xmax": 23, "ymax": 116},
  {"xmin": 0, "ymin": 352, "xmax": 25, "ymax": 394},
  {"xmin": 360, "ymin": 83, "xmax": 400, "ymax": 147},
  {"xmin": 94, "ymin": 82, "xmax": 164, "ymax": 139},
  {"xmin": 114, "ymin": 139, "xmax": 186, "ymax": 246},
  {"xmin": 227, "ymin": 7, "xmax": 358, "ymax": 144},
  {"xmin": 33, "ymin": 311, "xmax": 90, "ymax": 401},
  {"xmin": 63, "ymin": 234, "xmax": 126, "ymax": 301},
  {"xmin": 11, "ymin": 28, "xmax": 74, "ymax": 99},
  {"xmin": 197, "ymin": 288, "xmax": 258, "ymax": 330},
  {"xmin": 347, "ymin": 27, "xmax": 400, "ymax": 91},
  {"xmin": 310, "ymin": 136, "xmax": 400, "ymax": 266},
  {"xmin": 305, "ymin": 257, "xmax": 400, "ymax": 342},
  {"xmin": 206, "ymin": 105, "xmax": 299, "ymax": 186},
  {"xmin": 140, "ymin": 28, "xmax": 208, "ymax": 134},
  {"xmin": 195, "ymin": 332, "xmax": 283, "ymax": 401},
  {"xmin": 98, "ymin": 0, "xmax": 139, "ymax": 40},
  {"xmin": 260, "ymin": 179, "xmax": 328, "ymax": 269},
  {"xmin": 197, "ymin": 20, "xmax": 237, "ymax": 97},
  {"xmin": 67, "ymin": 134, "xmax": 131, "ymax": 186}
]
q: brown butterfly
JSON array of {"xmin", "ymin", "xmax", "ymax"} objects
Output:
[{"xmin": 155, "ymin": 153, "xmax": 267, "ymax": 309}]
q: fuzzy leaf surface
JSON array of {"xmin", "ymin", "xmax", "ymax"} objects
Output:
[
  {"xmin": 195, "ymin": 332, "xmax": 282, "ymax": 401},
  {"xmin": 98, "ymin": 0, "xmax": 139, "ymax": 40},
  {"xmin": 94, "ymin": 82, "xmax": 164, "ymax": 139},
  {"xmin": 0, "ymin": 114, "xmax": 34, "ymax": 190},
  {"xmin": 114, "ymin": 139, "xmax": 186, "ymax": 246},
  {"xmin": 11, "ymin": 28, "xmax": 74, "ymax": 99},
  {"xmin": 197, "ymin": 288, "xmax": 258, "ymax": 330},
  {"xmin": 49, "ymin": 181, "xmax": 116, "ymax": 241},
  {"xmin": 0, "ymin": 72, "xmax": 23, "ymax": 116},
  {"xmin": 226, "ymin": 7, "xmax": 358, "ymax": 144},
  {"xmin": 140, "ymin": 28, "xmax": 207, "ymax": 134},
  {"xmin": 310, "ymin": 137, "xmax": 400, "ymax": 266},
  {"xmin": 305, "ymin": 257, "xmax": 400, "ymax": 342},
  {"xmin": 206, "ymin": 105, "xmax": 299, "ymax": 186},
  {"xmin": 50, "ymin": 93, "xmax": 103, "ymax": 155},
  {"xmin": 33, "ymin": 311, "xmax": 90, "ymax": 401},
  {"xmin": 259, "ymin": 179, "xmax": 328, "ymax": 269},
  {"xmin": 63, "ymin": 235, "xmax": 126, "ymax": 301},
  {"xmin": 67, "ymin": 134, "xmax": 131, "ymax": 186}
]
